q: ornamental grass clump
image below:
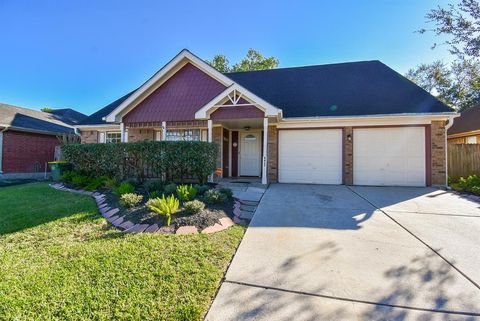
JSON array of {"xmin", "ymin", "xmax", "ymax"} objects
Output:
[
  {"xmin": 184, "ymin": 200, "xmax": 205, "ymax": 214},
  {"xmin": 146, "ymin": 194, "xmax": 180, "ymax": 226},
  {"xmin": 114, "ymin": 182, "xmax": 135, "ymax": 196},
  {"xmin": 120, "ymin": 193, "xmax": 143, "ymax": 208},
  {"xmin": 176, "ymin": 184, "xmax": 197, "ymax": 202}
]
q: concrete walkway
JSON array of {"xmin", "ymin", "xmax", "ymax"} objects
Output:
[{"xmin": 206, "ymin": 184, "xmax": 480, "ymax": 321}]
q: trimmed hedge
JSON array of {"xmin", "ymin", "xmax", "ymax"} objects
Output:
[{"xmin": 62, "ymin": 141, "xmax": 218, "ymax": 183}]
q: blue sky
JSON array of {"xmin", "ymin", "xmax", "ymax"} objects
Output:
[{"xmin": 0, "ymin": 0, "xmax": 452, "ymax": 115}]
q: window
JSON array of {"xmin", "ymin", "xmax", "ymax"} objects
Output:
[
  {"xmin": 166, "ymin": 129, "xmax": 200, "ymax": 141},
  {"xmin": 106, "ymin": 132, "xmax": 122, "ymax": 143},
  {"xmin": 466, "ymin": 136, "xmax": 477, "ymax": 144}
]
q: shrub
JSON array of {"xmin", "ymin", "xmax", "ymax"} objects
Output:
[
  {"xmin": 62, "ymin": 141, "xmax": 218, "ymax": 183},
  {"xmin": 194, "ymin": 184, "xmax": 209, "ymax": 195},
  {"xmin": 163, "ymin": 183, "xmax": 177, "ymax": 196},
  {"xmin": 114, "ymin": 182, "xmax": 135, "ymax": 196},
  {"xmin": 60, "ymin": 170, "xmax": 77, "ymax": 183},
  {"xmin": 146, "ymin": 195, "xmax": 180, "ymax": 225},
  {"xmin": 458, "ymin": 175, "xmax": 480, "ymax": 195},
  {"xmin": 84, "ymin": 177, "xmax": 105, "ymax": 191},
  {"xmin": 204, "ymin": 189, "xmax": 227, "ymax": 204},
  {"xmin": 144, "ymin": 180, "xmax": 164, "ymax": 193},
  {"xmin": 219, "ymin": 188, "xmax": 233, "ymax": 199},
  {"xmin": 121, "ymin": 193, "xmax": 143, "ymax": 208},
  {"xmin": 176, "ymin": 184, "xmax": 197, "ymax": 202},
  {"xmin": 183, "ymin": 200, "xmax": 205, "ymax": 214}
]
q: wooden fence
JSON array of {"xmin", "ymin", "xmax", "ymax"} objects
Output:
[{"xmin": 448, "ymin": 144, "xmax": 480, "ymax": 179}]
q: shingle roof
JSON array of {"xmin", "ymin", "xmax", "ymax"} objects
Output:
[
  {"xmin": 226, "ymin": 61, "xmax": 453, "ymax": 118},
  {"xmin": 0, "ymin": 103, "xmax": 74, "ymax": 134},
  {"xmin": 448, "ymin": 105, "xmax": 480, "ymax": 135},
  {"xmin": 47, "ymin": 108, "xmax": 87, "ymax": 125},
  {"xmin": 77, "ymin": 91, "xmax": 135, "ymax": 125},
  {"xmin": 80, "ymin": 60, "xmax": 453, "ymax": 125}
]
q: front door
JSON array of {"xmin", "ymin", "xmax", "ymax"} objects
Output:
[{"xmin": 240, "ymin": 132, "xmax": 261, "ymax": 176}]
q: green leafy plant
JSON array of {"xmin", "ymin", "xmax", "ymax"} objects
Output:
[
  {"xmin": 163, "ymin": 183, "xmax": 177, "ymax": 196},
  {"xmin": 120, "ymin": 193, "xmax": 143, "ymax": 208},
  {"xmin": 204, "ymin": 189, "xmax": 227, "ymax": 204},
  {"xmin": 84, "ymin": 177, "xmax": 105, "ymax": 191},
  {"xmin": 146, "ymin": 194, "xmax": 180, "ymax": 225},
  {"xmin": 148, "ymin": 191, "xmax": 160, "ymax": 199},
  {"xmin": 176, "ymin": 184, "xmax": 197, "ymax": 202},
  {"xmin": 457, "ymin": 175, "xmax": 480, "ymax": 195},
  {"xmin": 114, "ymin": 182, "xmax": 135, "ymax": 196},
  {"xmin": 219, "ymin": 188, "xmax": 233, "ymax": 199},
  {"xmin": 183, "ymin": 200, "xmax": 205, "ymax": 214},
  {"xmin": 103, "ymin": 176, "xmax": 118, "ymax": 189},
  {"xmin": 193, "ymin": 184, "xmax": 209, "ymax": 195}
]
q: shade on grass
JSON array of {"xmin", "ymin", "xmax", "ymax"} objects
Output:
[{"xmin": 0, "ymin": 183, "xmax": 245, "ymax": 320}]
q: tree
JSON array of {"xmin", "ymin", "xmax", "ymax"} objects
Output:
[
  {"xmin": 207, "ymin": 49, "xmax": 279, "ymax": 72},
  {"xmin": 419, "ymin": 0, "xmax": 480, "ymax": 59},
  {"xmin": 407, "ymin": 0, "xmax": 480, "ymax": 111},
  {"xmin": 406, "ymin": 60, "xmax": 480, "ymax": 111}
]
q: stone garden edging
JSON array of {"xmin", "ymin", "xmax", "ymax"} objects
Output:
[{"xmin": 49, "ymin": 183, "xmax": 236, "ymax": 235}]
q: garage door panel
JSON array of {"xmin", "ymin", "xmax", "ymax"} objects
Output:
[
  {"xmin": 279, "ymin": 129, "xmax": 342, "ymax": 184},
  {"xmin": 353, "ymin": 127, "xmax": 426, "ymax": 187}
]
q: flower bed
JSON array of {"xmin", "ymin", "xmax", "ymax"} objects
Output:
[{"xmin": 55, "ymin": 172, "xmax": 237, "ymax": 234}]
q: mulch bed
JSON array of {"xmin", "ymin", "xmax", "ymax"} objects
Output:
[{"xmin": 62, "ymin": 183, "xmax": 235, "ymax": 233}]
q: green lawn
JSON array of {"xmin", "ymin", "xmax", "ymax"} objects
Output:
[{"xmin": 0, "ymin": 183, "xmax": 245, "ymax": 321}]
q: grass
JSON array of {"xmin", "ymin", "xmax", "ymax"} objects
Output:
[{"xmin": 0, "ymin": 183, "xmax": 245, "ymax": 320}]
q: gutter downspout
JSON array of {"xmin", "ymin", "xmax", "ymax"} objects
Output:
[
  {"xmin": 0, "ymin": 126, "xmax": 9, "ymax": 174},
  {"xmin": 444, "ymin": 115, "xmax": 458, "ymax": 187}
]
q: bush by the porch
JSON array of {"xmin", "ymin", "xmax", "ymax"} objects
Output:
[{"xmin": 62, "ymin": 141, "xmax": 217, "ymax": 183}]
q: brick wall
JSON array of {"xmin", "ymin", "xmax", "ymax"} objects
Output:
[
  {"xmin": 267, "ymin": 125, "xmax": 278, "ymax": 182},
  {"xmin": 344, "ymin": 127, "xmax": 353, "ymax": 185},
  {"xmin": 431, "ymin": 120, "xmax": 447, "ymax": 185},
  {"xmin": 128, "ymin": 129, "xmax": 155, "ymax": 142},
  {"xmin": 80, "ymin": 130, "xmax": 98, "ymax": 143},
  {"xmin": 2, "ymin": 130, "xmax": 58, "ymax": 173}
]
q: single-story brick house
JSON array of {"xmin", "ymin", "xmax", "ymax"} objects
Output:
[
  {"xmin": 448, "ymin": 105, "xmax": 480, "ymax": 144},
  {"xmin": 0, "ymin": 103, "xmax": 86, "ymax": 179},
  {"xmin": 76, "ymin": 49, "xmax": 457, "ymax": 187}
]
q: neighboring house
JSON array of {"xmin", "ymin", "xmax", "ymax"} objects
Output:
[
  {"xmin": 77, "ymin": 49, "xmax": 457, "ymax": 187},
  {"xmin": 0, "ymin": 103, "xmax": 86, "ymax": 179},
  {"xmin": 448, "ymin": 105, "xmax": 480, "ymax": 144}
]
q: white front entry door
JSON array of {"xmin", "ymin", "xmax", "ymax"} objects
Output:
[{"xmin": 240, "ymin": 132, "xmax": 261, "ymax": 176}]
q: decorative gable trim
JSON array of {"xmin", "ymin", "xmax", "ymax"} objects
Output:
[{"xmin": 194, "ymin": 83, "xmax": 282, "ymax": 119}]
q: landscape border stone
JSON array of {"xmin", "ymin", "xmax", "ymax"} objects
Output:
[{"xmin": 49, "ymin": 183, "xmax": 243, "ymax": 235}]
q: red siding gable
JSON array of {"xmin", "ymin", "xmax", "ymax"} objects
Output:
[{"xmin": 124, "ymin": 63, "xmax": 226, "ymax": 123}]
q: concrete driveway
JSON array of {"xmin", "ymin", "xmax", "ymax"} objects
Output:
[{"xmin": 206, "ymin": 184, "xmax": 480, "ymax": 321}]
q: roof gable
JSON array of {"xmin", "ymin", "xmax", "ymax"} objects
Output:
[
  {"xmin": 448, "ymin": 105, "xmax": 480, "ymax": 135},
  {"xmin": 123, "ymin": 63, "xmax": 226, "ymax": 123}
]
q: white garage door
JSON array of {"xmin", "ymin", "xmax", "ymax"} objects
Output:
[
  {"xmin": 353, "ymin": 127, "xmax": 426, "ymax": 186},
  {"xmin": 279, "ymin": 129, "xmax": 343, "ymax": 184}
]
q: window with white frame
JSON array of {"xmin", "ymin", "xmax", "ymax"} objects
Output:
[
  {"xmin": 466, "ymin": 136, "xmax": 478, "ymax": 144},
  {"xmin": 166, "ymin": 129, "xmax": 200, "ymax": 141},
  {"xmin": 106, "ymin": 132, "xmax": 122, "ymax": 143}
]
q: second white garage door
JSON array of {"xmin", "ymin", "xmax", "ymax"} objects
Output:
[
  {"xmin": 353, "ymin": 127, "xmax": 426, "ymax": 186},
  {"xmin": 278, "ymin": 129, "xmax": 343, "ymax": 184}
]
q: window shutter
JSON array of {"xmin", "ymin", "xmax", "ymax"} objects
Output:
[{"xmin": 99, "ymin": 132, "xmax": 106, "ymax": 143}]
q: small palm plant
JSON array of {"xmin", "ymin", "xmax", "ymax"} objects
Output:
[
  {"xmin": 146, "ymin": 194, "xmax": 180, "ymax": 226},
  {"xmin": 176, "ymin": 184, "xmax": 197, "ymax": 202}
]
